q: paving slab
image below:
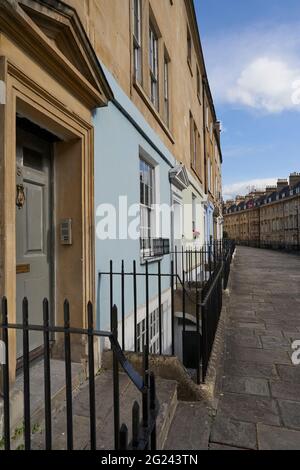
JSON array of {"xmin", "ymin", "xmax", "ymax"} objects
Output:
[
  {"xmin": 210, "ymin": 416, "xmax": 257, "ymax": 450},
  {"xmin": 224, "ymin": 361, "xmax": 278, "ymax": 380},
  {"xmin": 222, "ymin": 377, "xmax": 269, "ymax": 397},
  {"xmin": 227, "ymin": 347, "xmax": 292, "ymax": 365},
  {"xmin": 257, "ymin": 424, "xmax": 300, "ymax": 450},
  {"xmin": 164, "ymin": 402, "xmax": 211, "ymax": 451},
  {"xmin": 270, "ymin": 381, "xmax": 300, "ymax": 401},
  {"xmin": 209, "ymin": 443, "xmax": 246, "ymax": 450},
  {"xmin": 260, "ymin": 335, "xmax": 291, "ymax": 351},
  {"xmin": 278, "ymin": 400, "xmax": 300, "ymax": 430},
  {"xmin": 226, "ymin": 335, "xmax": 262, "ymax": 350},
  {"xmin": 276, "ymin": 365, "xmax": 300, "ymax": 383},
  {"xmin": 216, "ymin": 393, "xmax": 280, "ymax": 426}
]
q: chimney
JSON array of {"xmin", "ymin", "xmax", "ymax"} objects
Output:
[
  {"xmin": 289, "ymin": 172, "xmax": 300, "ymax": 188},
  {"xmin": 265, "ymin": 185, "xmax": 277, "ymax": 195},
  {"xmin": 215, "ymin": 121, "xmax": 221, "ymax": 137},
  {"xmin": 235, "ymin": 195, "xmax": 245, "ymax": 204},
  {"xmin": 277, "ymin": 179, "xmax": 288, "ymax": 191}
]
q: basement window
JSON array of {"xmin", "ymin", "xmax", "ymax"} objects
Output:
[{"xmin": 136, "ymin": 303, "xmax": 166, "ymax": 354}]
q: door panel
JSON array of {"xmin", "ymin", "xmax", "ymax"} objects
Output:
[
  {"xmin": 25, "ymin": 182, "xmax": 45, "ymax": 253},
  {"xmin": 16, "ymin": 128, "xmax": 52, "ymax": 359}
]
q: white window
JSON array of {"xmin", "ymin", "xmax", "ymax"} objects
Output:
[
  {"xmin": 136, "ymin": 317, "xmax": 147, "ymax": 352},
  {"xmin": 149, "ymin": 24, "xmax": 159, "ymax": 109},
  {"xmin": 192, "ymin": 194, "xmax": 197, "ymax": 232},
  {"xmin": 133, "ymin": 0, "xmax": 142, "ymax": 82},
  {"xmin": 140, "ymin": 158, "xmax": 155, "ymax": 253},
  {"xmin": 207, "ymin": 157, "xmax": 212, "ymax": 192},
  {"xmin": 137, "ymin": 304, "xmax": 165, "ymax": 354},
  {"xmin": 190, "ymin": 113, "xmax": 198, "ymax": 170}
]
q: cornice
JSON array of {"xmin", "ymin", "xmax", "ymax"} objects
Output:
[
  {"xmin": 0, "ymin": 0, "xmax": 113, "ymax": 109},
  {"xmin": 184, "ymin": 0, "xmax": 218, "ymax": 124}
]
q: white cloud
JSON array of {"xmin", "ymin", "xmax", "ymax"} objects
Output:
[
  {"xmin": 203, "ymin": 23, "xmax": 300, "ymax": 114},
  {"xmin": 222, "ymin": 143, "xmax": 273, "ymax": 159},
  {"xmin": 227, "ymin": 57, "xmax": 299, "ymax": 113},
  {"xmin": 223, "ymin": 178, "xmax": 277, "ymax": 201}
]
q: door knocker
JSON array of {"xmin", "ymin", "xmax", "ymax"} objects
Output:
[{"xmin": 16, "ymin": 184, "xmax": 26, "ymax": 209}]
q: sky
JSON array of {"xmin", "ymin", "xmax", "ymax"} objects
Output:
[{"xmin": 195, "ymin": 0, "xmax": 300, "ymax": 200}]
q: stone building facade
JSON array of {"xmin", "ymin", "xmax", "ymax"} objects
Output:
[
  {"xmin": 0, "ymin": 0, "xmax": 222, "ymax": 384},
  {"xmin": 224, "ymin": 173, "xmax": 300, "ymax": 249}
]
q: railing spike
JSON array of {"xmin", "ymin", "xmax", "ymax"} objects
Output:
[{"xmin": 119, "ymin": 423, "xmax": 128, "ymax": 450}]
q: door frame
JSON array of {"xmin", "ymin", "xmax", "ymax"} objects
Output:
[{"xmin": 0, "ymin": 56, "xmax": 95, "ymax": 383}]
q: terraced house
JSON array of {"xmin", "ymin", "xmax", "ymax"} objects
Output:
[
  {"xmin": 224, "ymin": 173, "xmax": 300, "ymax": 249},
  {"xmin": 0, "ymin": 0, "xmax": 222, "ymax": 423}
]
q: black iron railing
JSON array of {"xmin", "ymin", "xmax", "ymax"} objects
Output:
[
  {"xmin": 0, "ymin": 299, "xmax": 159, "ymax": 451},
  {"xmin": 171, "ymin": 240, "xmax": 224, "ymax": 288},
  {"xmin": 223, "ymin": 240, "xmax": 236, "ymax": 290},
  {"xmin": 140, "ymin": 238, "xmax": 170, "ymax": 259},
  {"xmin": 200, "ymin": 262, "xmax": 224, "ymax": 381},
  {"xmin": 100, "ymin": 240, "xmax": 235, "ymax": 385}
]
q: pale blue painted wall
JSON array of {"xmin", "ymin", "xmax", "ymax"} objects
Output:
[{"xmin": 94, "ymin": 65, "xmax": 176, "ymax": 330}]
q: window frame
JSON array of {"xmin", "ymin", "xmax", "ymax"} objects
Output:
[
  {"xmin": 163, "ymin": 50, "xmax": 170, "ymax": 127},
  {"xmin": 196, "ymin": 65, "xmax": 202, "ymax": 101},
  {"xmin": 137, "ymin": 303, "xmax": 166, "ymax": 354},
  {"xmin": 187, "ymin": 25, "xmax": 192, "ymax": 69},
  {"xmin": 192, "ymin": 194, "xmax": 197, "ymax": 232},
  {"xmin": 207, "ymin": 156, "xmax": 211, "ymax": 193},
  {"xmin": 149, "ymin": 22, "xmax": 159, "ymax": 109},
  {"xmin": 140, "ymin": 157, "xmax": 156, "ymax": 257},
  {"xmin": 133, "ymin": 0, "xmax": 142, "ymax": 83},
  {"xmin": 190, "ymin": 112, "xmax": 197, "ymax": 171}
]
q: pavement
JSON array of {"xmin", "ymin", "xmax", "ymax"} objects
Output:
[{"xmin": 209, "ymin": 246, "xmax": 300, "ymax": 450}]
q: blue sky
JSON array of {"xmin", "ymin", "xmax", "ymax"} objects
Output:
[{"xmin": 195, "ymin": 0, "xmax": 300, "ymax": 199}]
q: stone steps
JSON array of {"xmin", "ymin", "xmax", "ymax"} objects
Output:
[
  {"xmin": 4, "ymin": 360, "xmax": 211, "ymax": 451},
  {"xmin": 31, "ymin": 370, "xmax": 178, "ymax": 450},
  {"xmin": 163, "ymin": 401, "xmax": 211, "ymax": 450}
]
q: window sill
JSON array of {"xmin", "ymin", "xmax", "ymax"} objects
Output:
[
  {"xmin": 133, "ymin": 80, "xmax": 175, "ymax": 144},
  {"xmin": 140, "ymin": 255, "xmax": 164, "ymax": 265}
]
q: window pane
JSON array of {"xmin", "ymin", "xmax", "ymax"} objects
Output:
[{"xmin": 140, "ymin": 181, "xmax": 144, "ymax": 205}]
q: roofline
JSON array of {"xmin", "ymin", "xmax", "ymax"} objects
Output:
[
  {"xmin": 185, "ymin": 0, "xmax": 222, "ymax": 161},
  {"xmin": 185, "ymin": 0, "xmax": 218, "ymax": 124}
]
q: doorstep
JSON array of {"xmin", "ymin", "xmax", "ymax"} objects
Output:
[
  {"xmin": 31, "ymin": 370, "xmax": 178, "ymax": 450},
  {"xmin": 0, "ymin": 359, "xmax": 85, "ymax": 449}
]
